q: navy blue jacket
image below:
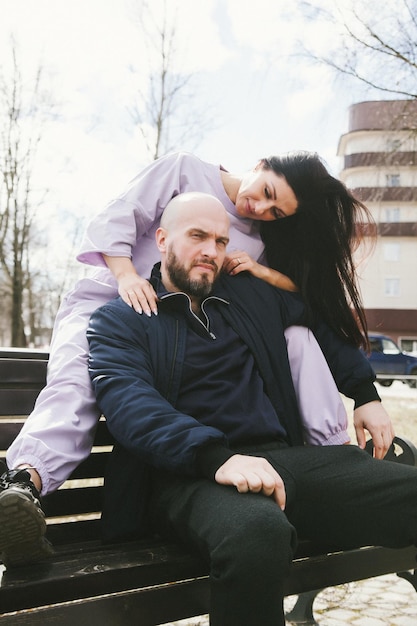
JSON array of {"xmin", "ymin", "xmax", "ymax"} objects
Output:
[{"xmin": 87, "ymin": 265, "xmax": 377, "ymax": 540}]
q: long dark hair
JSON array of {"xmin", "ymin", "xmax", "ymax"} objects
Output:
[{"xmin": 259, "ymin": 151, "xmax": 374, "ymax": 350}]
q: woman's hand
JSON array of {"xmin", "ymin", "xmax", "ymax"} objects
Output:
[
  {"xmin": 223, "ymin": 251, "xmax": 261, "ymax": 277},
  {"xmin": 118, "ymin": 273, "xmax": 158, "ymax": 316},
  {"xmin": 103, "ymin": 255, "xmax": 158, "ymax": 315},
  {"xmin": 353, "ymin": 401, "xmax": 395, "ymax": 459},
  {"xmin": 223, "ymin": 251, "xmax": 298, "ymax": 292}
]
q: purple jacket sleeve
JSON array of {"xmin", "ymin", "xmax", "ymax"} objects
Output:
[{"xmin": 77, "ymin": 153, "xmax": 187, "ymax": 268}]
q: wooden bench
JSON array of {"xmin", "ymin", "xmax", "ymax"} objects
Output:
[{"xmin": 1, "ymin": 347, "xmax": 417, "ymax": 625}]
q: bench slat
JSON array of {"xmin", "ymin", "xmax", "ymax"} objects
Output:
[
  {"xmin": 67, "ymin": 451, "xmax": 112, "ymax": 480},
  {"xmin": 0, "ymin": 349, "xmax": 49, "ymax": 360},
  {"xmin": 0, "ymin": 577, "xmax": 210, "ymax": 626},
  {"xmin": 43, "ymin": 486, "xmax": 103, "ymax": 518},
  {"xmin": 0, "ymin": 359, "xmax": 47, "ymax": 384},
  {"xmin": 0, "ymin": 350, "xmax": 47, "ymax": 417},
  {"xmin": 46, "ymin": 519, "xmax": 102, "ymax": 545},
  {"xmin": 0, "ymin": 391, "xmax": 42, "ymax": 416},
  {"xmin": 0, "ymin": 423, "xmax": 25, "ymax": 450},
  {"xmin": 284, "ymin": 544, "xmax": 417, "ymax": 595}
]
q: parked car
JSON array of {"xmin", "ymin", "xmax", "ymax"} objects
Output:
[{"xmin": 363, "ymin": 333, "xmax": 417, "ymax": 388}]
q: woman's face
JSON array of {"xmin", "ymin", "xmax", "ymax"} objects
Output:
[{"xmin": 235, "ymin": 166, "xmax": 298, "ymax": 221}]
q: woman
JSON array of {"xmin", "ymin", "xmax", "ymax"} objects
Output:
[
  {"xmin": 6, "ymin": 151, "xmax": 391, "ymax": 498},
  {"xmin": 223, "ymin": 152, "xmax": 370, "ymax": 350},
  {"xmin": 86, "ymin": 151, "xmax": 369, "ymax": 349}
]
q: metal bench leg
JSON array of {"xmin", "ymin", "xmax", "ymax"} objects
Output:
[
  {"xmin": 285, "ymin": 589, "xmax": 323, "ymax": 625},
  {"xmin": 398, "ymin": 569, "xmax": 417, "ymax": 591}
]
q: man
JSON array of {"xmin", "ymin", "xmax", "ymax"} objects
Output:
[
  {"xmin": 86, "ymin": 191, "xmax": 417, "ymax": 625},
  {"xmin": 87, "ymin": 192, "xmax": 417, "ymax": 626}
]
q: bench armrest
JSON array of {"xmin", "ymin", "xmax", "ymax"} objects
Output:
[{"xmin": 365, "ymin": 436, "xmax": 417, "ymax": 467}]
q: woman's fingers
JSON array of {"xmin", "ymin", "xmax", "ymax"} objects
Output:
[
  {"xmin": 223, "ymin": 252, "xmax": 253, "ymax": 275},
  {"xmin": 119, "ymin": 276, "xmax": 159, "ymax": 315}
]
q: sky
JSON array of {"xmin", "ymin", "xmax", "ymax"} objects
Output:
[{"xmin": 0, "ymin": 0, "xmax": 377, "ymax": 268}]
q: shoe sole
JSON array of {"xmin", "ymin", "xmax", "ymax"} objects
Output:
[{"xmin": 0, "ymin": 490, "xmax": 52, "ymax": 567}]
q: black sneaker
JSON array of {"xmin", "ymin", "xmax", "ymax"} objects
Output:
[{"xmin": 0, "ymin": 463, "xmax": 54, "ymax": 568}]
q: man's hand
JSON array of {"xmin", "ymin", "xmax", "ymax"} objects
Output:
[
  {"xmin": 353, "ymin": 401, "xmax": 395, "ymax": 459},
  {"xmin": 214, "ymin": 454, "xmax": 286, "ymax": 510}
]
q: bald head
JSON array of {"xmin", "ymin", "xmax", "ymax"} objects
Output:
[
  {"xmin": 156, "ymin": 192, "xmax": 230, "ymax": 307},
  {"xmin": 160, "ymin": 192, "xmax": 230, "ymax": 231}
]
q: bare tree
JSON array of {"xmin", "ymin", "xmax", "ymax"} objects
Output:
[
  {"xmin": 127, "ymin": 0, "xmax": 213, "ymax": 160},
  {"xmin": 0, "ymin": 43, "xmax": 54, "ymax": 346},
  {"xmin": 297, "ymin": 0, "xmax": 417, "ymax": 100}
]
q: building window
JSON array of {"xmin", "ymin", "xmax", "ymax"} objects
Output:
[
  {"xmin": 383, "ymin": 207, "xmax": 400, "ymax": 222},
  {"xmin": 386, "ymin": 174, "xmax": 400, "ymax": 187},
  {"xmin": 384, "ymin": 278, "xmax": 400, "ymax": 297},
  {"xmin": 400, "ymin": 338, "xmax": 417, "ymax": 354},
  {"xmin": 383, "ymin": 243, "xmax": 400, "ymax": 261}
]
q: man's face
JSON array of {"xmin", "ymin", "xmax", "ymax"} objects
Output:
[
  {"xmin": 166, "ymin": 246, "xmax": 218, "ymax": 299},
  {"xmin": 159, "ymin": 203, "xmax": 230, "ymax": 298}
]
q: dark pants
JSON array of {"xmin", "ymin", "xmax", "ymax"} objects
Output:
[{"xmin": 149, "ymin": 443, "xmax": 417, "ymax": 626}]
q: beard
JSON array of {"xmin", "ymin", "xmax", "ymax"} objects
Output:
[{"xmin": 166, "ymin": 249, "xmax": 218, "ymax": 299}]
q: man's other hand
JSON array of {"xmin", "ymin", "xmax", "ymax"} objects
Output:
[{"xmin": 215, "ymin": 454, "xmax": 286, "ymax": 510}]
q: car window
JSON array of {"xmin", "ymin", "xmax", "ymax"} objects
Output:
[
  {"xmin": 370, "ymin": 339, "xmax": 383, "ymax": 353},
  {"xmin": 381, "ymin": 338, "xmax": 400, "ymax": 355}
]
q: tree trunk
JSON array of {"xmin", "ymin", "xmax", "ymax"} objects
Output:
[{"xmin": 11, "ymin": 262, "xmax": 26, "ymax": 346}]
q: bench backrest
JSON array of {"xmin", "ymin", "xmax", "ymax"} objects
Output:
[{"xmin": 0, "ymin": 348, "xmax": 111, "ymax": 546}]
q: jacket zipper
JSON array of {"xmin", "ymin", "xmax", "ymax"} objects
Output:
[{"xmin": 160, "ymin": 292, "xmax": 228, "ymax": 340}]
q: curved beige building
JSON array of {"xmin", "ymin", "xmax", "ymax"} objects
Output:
[{"xmin": 338, "ymin": 100, "xmax": 417, "ymax": 353}]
